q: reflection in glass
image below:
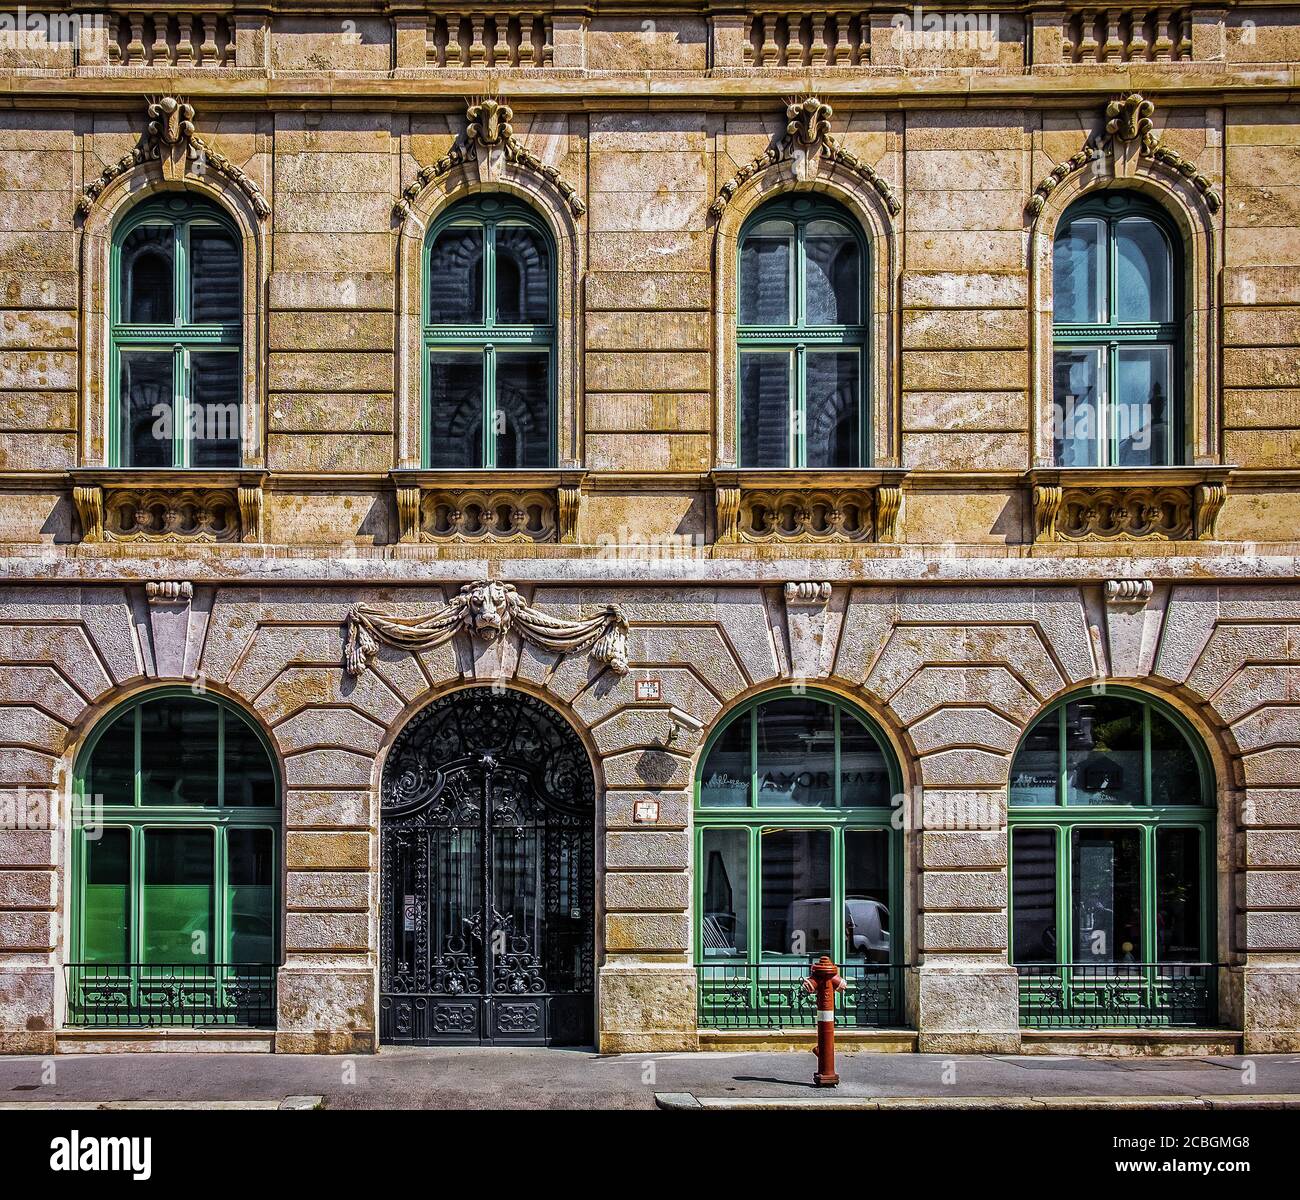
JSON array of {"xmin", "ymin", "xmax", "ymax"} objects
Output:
[
  {"xmin": 494, "ymin": 225, "xmax": 550, "ymax": 324},
  {"xmin": 118, "ymin": 352, "xmax": 174, "ymax": 468},
  {"xmin": 844, "ymin": 830, "xmax": 889, "ymax": 962},
  {"xmin": 428, "ymin": 225, "xmax": 484, "ymax": 323},
  {"xmin": 224, "ymin": 713, "xmax": 277, "ymax": 807},
  {"xmin": 190, "ymin": 224, "xmax": 241, "ymax": 324},
  {"xmin": 739, "ymin": 219, "xmax": 792, "ymax": 325},
  {"xmin": 1065, "ymin": 697, "xmax": 1144, "ymax": 806},
  {"xmin": 1072, "ymin": 828, "xmax": 1142, "ymax": 962},
  {"xmin": 1009, "ymin": 708, "xmax": 1060, "ymax": 806},
  {"xmin": 739, "ymin": 351, "xmax": 791, "ymax": 468},
  {"xmin": 84, "ymin": 709, "xmax": 136, "ymax": 807},
  {"xmin": 804, "ymin": 220, "xmax": 859, "ymax": 326},
  {"xmin": 228, "ymin": 828, "xmax": 274, "ymax": 964},
  {"xmin": 120, "ymin": 224, "xmax": 174, "ymax": 324},
  {"xmin": 755, "ymin": 698, "xmax": 836, "ymax": 807},
  {"xmin": 143, "ymin": 828, "xmax": 214, "ymax": 963},
  {"xmin": 495, "ymin": 352, "xmax": 550, "ymax": 467},
  {"xmin": 805, "ymin": 351, "xmax": 860, "ymax": 468},
  {"xmin": 1157, "ymin": 827, "xmax": 1202, "ymax": 962},
  {"xmin": 1150, "ymin": 710, "xmax": 1202, "ymax": 805},
  {"xmin": 1053, "ymin": 216, "xmax": 1105, "ymax": 324},
  {"xmin": 1052, "ymin": 347, "xmax": 1104, "ymax": 467},
  {"xmin": 189, "ymin": 351, "xmax": 242, "ymax": 468},
  {"xmin": 839, "ymin": 713, "xmax": 890, "ymax": 807},
  {"xmin": 699, "ymin": 714, "xmax": 750, "ymax": 807},
  {"xmin": 761, "ymin": 828, "xmax": 831, "ymax": 955},
  {"xmin": 428, "ymin": 353, "xmax": 484, "ymax": 467},
  {"xmin": 1116, "ymin": 346, "xmax": 1172, "ymax": 466},
  {"xmin": 701, "ymin": 828, "xmax": 748, "ymax": 956},
  {"xmin": 1012, "ymin": 828, "xmax": 1058, "ymax": 963},
  {"xmin": 1116, "ymin": 216, "xmax": 1171, "ymax": 323},
  {"xmin": 139, "ymin": 698, "xmax": 220, "ymax": 807},
  {"xmin": 84, "ymin": 828, "xmax": 131, "ymax": 962}
]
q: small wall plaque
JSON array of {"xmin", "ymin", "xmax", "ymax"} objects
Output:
[
  {"xmin": 636, "ymin": 678, "xmax": 662, "ymax": 701},
  {"xmin": 632, "ymin": 799, "xmax": 660, "ymax": 824}
]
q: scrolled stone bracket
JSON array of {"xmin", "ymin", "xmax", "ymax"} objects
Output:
[
  {"xmin": 396, "ymin": 97, "xmax": 585, "ymax": 220},
  {"xmin": 1027, "ymin": 92, "xmax": 1221, "ymax": 217},
  {"xmin": 77, "ymin": 95, "xmax": 269, "ymax": 221},
  {"xmin": 710, "ymin": 95, "xmax": 900, "ymax": 220},
  {"xmin": 343, "ymin": 580, "xmax": 628, "ymax": 679}
]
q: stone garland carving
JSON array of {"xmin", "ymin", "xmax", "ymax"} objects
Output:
[
  {"xmin": 343, "ymin": 580, "xmax": 629, "ymax": 679},
  {"xmin": 710, "ymin": 95, "xmax": 901, "ymax": 219},
  {"xmin": 1027, "ymin": 92, "xmax": 1222, "ymax": 216},
  {"xmin": 77, "ymin": 96, "xmax": 270, "ymax": 220},
  {"xmin": 396, "ymin": 97, "xmax": 585, "ymax": 220}
]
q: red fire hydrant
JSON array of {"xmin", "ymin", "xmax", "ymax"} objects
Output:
[{"xmin": 802, "ymin": 955, "xmax": 846, "ymax": 1087}]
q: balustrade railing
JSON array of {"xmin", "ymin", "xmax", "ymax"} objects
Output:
[
  {"xmin": 107, "ymin": 12, "xmax": 235, "ymax": 66},
  {"xmin": 1016, "ymin": 962, "xmax": 1215, "ymax": 1028},
  {"xmin": 64, "ymin": 963, "xmax": 277, "ymax": 1028},
  {"xmin": 697, "ymin": 962, "xmax": 903, "ymax": 1029}
]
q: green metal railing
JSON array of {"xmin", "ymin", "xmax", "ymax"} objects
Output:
[
  {"xmin": 1016, "ymin": 962, "xmax": 1215, "ymax": 1028},
  {"xmin": 697, "ymin": 962, "xmax": 903, "ymax": 1030},
  {"xmin": 64, "ymin": 963, "xmax": 277, "ymax": 1029}
]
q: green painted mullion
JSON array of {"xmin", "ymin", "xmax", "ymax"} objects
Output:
[
  {"xmin": 793, "ymin": 345, "xmax": 806, "ymax": 468},
  {"xmin": 215, "ymin": 826, "xmax": 227, "ymax": 975},
  {"xmin": 483, "ymin": 346, "xmax": 497, "ymax": 469},
  {"xmin": 174, "ymin": 345, "xmax": 188, "ymax": 469},
  {"xmin": 217, "ymin": 704, "xmax": 226, "ymax": 807},
  {"xmin": 1058, "ymin": 705, "xmax": 1067, "ymax": 806},
  {"xmin": 831, "ymin": 825, "xmax": 845, "ymax": 964}
]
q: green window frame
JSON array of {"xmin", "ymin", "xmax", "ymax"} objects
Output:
[
  {"xmin": 737, "ymin": 195, "xmax": 869, "ymax": 468},
  {"xmin": 1051, "ymin": 192, "xmax": 1183, "ymax": 467},
  {"xmin": 422, "ymin": 195, "xmax": 556, "ymax": 468},
  {"xmin": 1007, "ymin": 689, "xmax": 1215, "ymax": 1023},
  {"xmin": 69, "ymin": 690, "xmax": 281, "ymax": 1026},
  {"xmin": 110, "ymin": 194, "xmax": 243, "ymax": 468}
]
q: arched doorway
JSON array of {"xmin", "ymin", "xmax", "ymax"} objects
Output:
[{"xmin": 379, "ymin": 687, "xmax": 596, "ymax": 1046}]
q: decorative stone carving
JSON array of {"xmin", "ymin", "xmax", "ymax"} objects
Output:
[
  {"xmin": 1028, "ymin": 469, "xmax": 1231, "ymax": 543},
  {"xmin": 784, "ymin": 582, "xmax": 833, "ymax": 606},
  {"xmin": 1104, "ymin": 579, "xmax": 1154, "ymax": 607},
  {"xmin": 396, "ymin": 97, "xmax": 585, "ymax": 219},
  {"xmin": 1027, "ymin": 92, "xmax": 1221, "ymax": 216},
  {"xmin": 1194, "ymin": 481, "xmax": 1227, "ymax": 539},
  {"xmin": 343, "ymin": 581, "xmax": 629, "ymax": 679},
  {"xmin": 390, "ymin": 471, "xmax": 585, "ymax": 544},
  {"xmin": 67, "ymin": 471, "xmax": 267, "ymax": 544},
  {"xmin": 710, "ymin": 95, "xmax": 900, "ymax": 219},
  {"xmin": 712, "ymin": 470, "xmax": 906, "ymax": 545},
  {"xmin": 77, "ymin": 96, "xmax": 270, "ymax": 220},
  {"xmin": 146, "ymin": 581, "xmax": 194, "ymax": 605}
]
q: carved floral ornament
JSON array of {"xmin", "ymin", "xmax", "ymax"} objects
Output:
[
  {"xmin": 1027, "ymin": 92, "xmax": 1222, "ymax": 217},
  {"xmin": 710, "ymin": 95, "xmax": 901, "ymax": 220},
  {"xmin": 396, "ymin": 97, "xmax": 585, "ymax": 220},
  {"xmin": 77, "ymin": 96, "xmax": 270, "ymax": 220},
  {"xmin": 343, "ymin": 580, "xmax": 628, "ymax": 679}
]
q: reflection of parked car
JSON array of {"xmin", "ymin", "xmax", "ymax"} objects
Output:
[{"xmin": 788, "ymin": 898, "xmax": 890, "ymax": 963}]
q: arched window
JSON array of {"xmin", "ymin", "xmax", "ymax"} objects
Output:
[
  {"xmin": 1008, "ymin": 689, "xmax": 1214, "ymax": 1028},
  {"xmin": 69, "ymin": 691, "xmax": 280, "ymax": 1028},
  {"xmin": 1051, "ymin": 193, "xmax": 1181, "ymax": 467},
  {"xmin": 423, "ymin": 196, "xmax": 555, "ymax": 468},
  {"xmin": 737, "ymin": 197, "xmax": 867, "ymax": 468},
  {"xmin": 695, "ymin": 691, "xmax": 901, "ymax": 1028},
  {"xmin": 112, "ymin": 195, "xmax": 243, "ymax": 467}
]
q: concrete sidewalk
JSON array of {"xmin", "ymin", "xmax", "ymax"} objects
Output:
[{"xmin": 1, "ymin": 1048, "xmax": 1298, "ymax": 1109}]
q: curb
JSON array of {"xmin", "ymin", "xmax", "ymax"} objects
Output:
[
  {"xmin": 654, "ymin": 1092, "xmax": 1300, "ymax": 1111},
  {"xmin": 0, "ymin": 1096, "xmax": 325, "ymax": 1111}
]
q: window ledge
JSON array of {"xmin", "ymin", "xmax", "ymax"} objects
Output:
[
  {"xmin": 389, "ymin": 468, "xmax": 587, "ymax": 545},
  {"xmin": 1025, "ymin": 465, "xmax": 1234, "ymax": 543},
  {"xmin": 711, "ymin": 467, "xmax": 910, "ymax": 545},
  {"xmin": 66, "ymin": 468, "xmax": 268, "ymax": 545}
]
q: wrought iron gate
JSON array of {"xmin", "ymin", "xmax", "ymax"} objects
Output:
[{"xmin": 379, "ymin": 688, "xmax": 595, "ymax": 1045}]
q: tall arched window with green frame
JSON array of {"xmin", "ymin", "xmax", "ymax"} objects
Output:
[
  {"xmin": 694, "ymin": 690, "xmax": 902, "ymax": 1029},
  {"xmin": 1008, "ymin": 688, "xmax": 1216, "ymax": 1028},
  {"xmin": 1052, "ymin": 192, "xmax": 1182, "ymax": 467},
  {"xmin": 737, "ymin": 195, "xmax": 868, "ymax": 468},
  {"xmin": 423, "ymin": 195, "xmax": 555, "ymax": 468},
  {"xmin": 111, "ymin": 194, "xmax": 243, "ymax": 468},
  {"xmin": 68, "ymin": 690, "xmax": 281, "ymax": 1029}
]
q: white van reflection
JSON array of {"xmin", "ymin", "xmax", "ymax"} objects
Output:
[{"xmin": 789, "ymin": 897, "xmax": 890, "ymax": 962}]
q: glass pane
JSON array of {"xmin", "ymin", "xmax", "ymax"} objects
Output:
[
  {"xmin": 804, "ymin": 219, "xmax": 860, "ymax": 326},
  {"xmin": 1010, "ymin": 709, "xmax": 1060, "ymax": 806},
  {"xmin": 1052, "ymin": 346, "xmax": 1105, "ymax": 467},
  {"xmin": 1115, "ymin": 346, "xmax": 1173, "ymax": 467},
  {"xmin": 1012, "ymin": 828, "xmax": 1058, "ymax": 963},
  {"xmin": 1053, "ymin": 216, "xmax": 1104, "ymax": 324},
  {"xmin": 143, "ymin": 828, "xmax": 214, "ymax": 964},
  {"xmin": 189, "ymin": 351, "xmax": 242, "ymax": 468},
  {"xmin": 189, "ymin": 223, "xmax": 240, "ymax": 324},
  {"xmin": 701, "ymin": 828, "xmax": 748, "ymax": 957},
  {"xmin": 1072, "ymin": 828, "xmax": 1142, "ymax": 962},
  {"xmin": 223, "ymin": 711, "xmax": 276, "ymax": 807},
  {"xmin": 118, "ymin": 351, "xmax": 174, "ymax": 468},
  {"xmin": 495, "ymin": 352, "xmax": 550, "ymax": 468},
  {"xmin": 739, "ymin": 219, "xmax": 792, "ymax": 326},
  {"xmin": 1064, "ymin": 696, "xmax": 1145, "ymax": 806},
  {"xmin": 427, "ymin": 225, "xmax": 484, "ymax": 323},
  {"xmin": 120, "ymin": 223, "xmax": 174, "ymax": 324},
  {"xmin": 760, "ymin": 828, "xmax": 831, "ymax": 956},
  {"xmin": 83, "ymin": 828, "xmax": 131, "ymax": 963},
  {"xmin": 1117, "ymin": 216, "xmax": 1172, "ymax": 323},
  {"xmin": 84, "ymin": 708, "xmax": 135, "ymax": 807},
  {"xmin": 228, "ymin": 828, "xmax": 275, "ymax": 964},
  {"xmin": 755, "ymin": 697, "xmax": 835, "ymax": 807},
  {"xmin": 1150, "ymin": 710, "xmax": 1202, "ymax": 806},
  {"xmin": 1157, "ymin": 828, "xmax": 1202, "ymax": 962},
  {"xmin": 739, "ymin": 351, "xmax": 791, "ymax": 468},
  {"xmin": 428, "ymin": 352, "xmax": 484, "ymax": 468},
  {"xmin": 839, "ymin": 713, "xmax": 890, "ymax": 807},
  {"xmin": 805, "ymin": 351, "xmax": 860, "ymax": 468},
  {"xmin": 844, "ymin": 830, "xmax": 890, "ymax": 963},
  {"xmin": 699, "ymin": 714, "xmax": 750, "ymax": 807},
  {"xmin": 139, "ymin": 698, "xmax": 220, "ymax": 807},
  {"xmin": 494, "ymin": 225, "xmax": 550, "ymax": 324}
]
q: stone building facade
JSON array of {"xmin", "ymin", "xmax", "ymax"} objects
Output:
[{"xmin": 0, "ymin": 1, "xmax": 1298, "ymax": 1057}]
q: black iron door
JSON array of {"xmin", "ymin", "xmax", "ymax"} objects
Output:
[{"xmin": 379, "ymin": 689, "xmax": 595, "ymax": 1045}]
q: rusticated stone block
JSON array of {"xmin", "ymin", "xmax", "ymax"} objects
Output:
[
  {"xmin": 598, "ymin": 963, "xmax": 698, "ymax": 1053},
  {"xmin": 606, "ymin": 830, "xmax": 689, "ymax": 871},
  {"xmin": 921, "ymin": 870, "xmax": 1007, "ymax": 912},
  {"xmin": 606, "ymin": 871, "xmax": 691, "ymax": 911},
  {"xmin": 921, "ymin": 911, "xmax": 1008, "ymax": 953},
  {"xmin": 605, "ymin": 911, "xmax": 689, "ymax": 953},
  {"xmin": 922, "ymin": 830, "xmax": 1008, "ymax": 870},
  {"xmin": 285, "ymin": 831, "xmax": 369, "ymax": 871}
]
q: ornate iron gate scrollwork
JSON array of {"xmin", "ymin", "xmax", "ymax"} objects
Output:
[{"xmin": 380, "ymin": 688, "xmax": 596, "ymax": 1045}]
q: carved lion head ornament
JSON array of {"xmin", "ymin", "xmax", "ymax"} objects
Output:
[{"xmin": 462, "ymin": 579, "xmax": 518, "ymax": 639}]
